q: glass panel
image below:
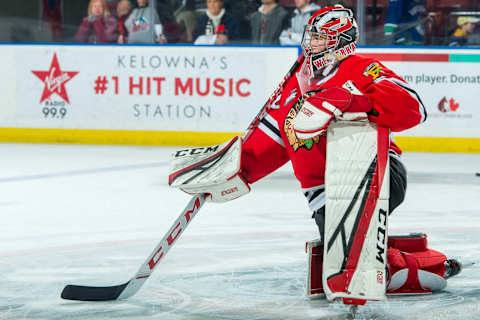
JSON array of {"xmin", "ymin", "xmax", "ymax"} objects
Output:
[{"xmin": 0, "ymin": 0, "xmax": 478, "ymax": 46}]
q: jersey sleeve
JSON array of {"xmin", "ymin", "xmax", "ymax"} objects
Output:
[
  {"xmin": 241, "ymin": 111, "xmax": 290, "ymax": 184},
  {"xmin": 361, "ymin": 61, "xmax": 427, "ymax": 132}
]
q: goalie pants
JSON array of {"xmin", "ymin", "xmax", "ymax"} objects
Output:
[{"xmin": 313, "ymin": 151, "xmax": 407, "ymax": 241}]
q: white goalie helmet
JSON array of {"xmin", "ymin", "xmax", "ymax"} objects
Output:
[{"xmin": 297, "ymin": 5, "xmax": 359, "ymax": 93}]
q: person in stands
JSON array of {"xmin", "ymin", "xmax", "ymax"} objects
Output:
[
  {"xmin": 116, "ymin": 0, "xmax": 132, "ymax": 43},
  {"xmin": 250, "ymin": 0, "xmax": 288, "ymax": 45},
  {"xmin": 75, "ymin": 0, "xmax": 119, "ymax": 43},
  {"xmin": 279, "ymin": 0, "xmax": 321, "ymax": 45},
  {"xmin": 193, "ymin": 0, "xmax": 239, "ymax": 45},
  {"xmin": 124, "ymin": 0, "xmax": 166, "ymax": 43},
  {"xmin": 449, "ymin": 16, "xmax": 480, "ymax": 46}
]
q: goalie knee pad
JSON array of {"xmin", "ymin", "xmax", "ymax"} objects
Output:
[
  {"xmin": 306, "ymin": 239, "xmax": 324, "ymax": 298},
  {"xmin": 312, "ymin": 207, "xmax": 325, "ymax": 243},
  {"xmin": 386, "ymin": 233, "xmax": 451, "ymax": 295},
  {"xmin": 389, "ymin": 152, "xmax": 407, "ymax": 214},
  {"xmin": 306, "ymin": 233, "xmax": 460, "ymax": 298}
]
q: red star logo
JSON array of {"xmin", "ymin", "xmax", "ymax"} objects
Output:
[{"xmin": 32, "ymin": 53, "xmax": 78, "ymax": 104}]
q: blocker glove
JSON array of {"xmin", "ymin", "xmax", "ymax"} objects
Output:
[{"xmin": 293, "ymin": 86, "xmax": 372, "ymax": 140}]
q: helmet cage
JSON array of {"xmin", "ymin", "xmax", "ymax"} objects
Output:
[
  {"xmin": 301, "ymin": 7, "xmax": 357, "ymax": 70},
  {"xmin": 301, "ymin": 25, "xmax": 339, "ymax": 59}
]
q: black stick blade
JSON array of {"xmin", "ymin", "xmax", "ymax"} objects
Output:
[{"xmin": 61, "ymin": 282, "xmax": 129, "ymax": 301}]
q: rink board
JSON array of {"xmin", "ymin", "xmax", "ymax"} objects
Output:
[{"xmin": 0, "ymin": 44, "xmax": 479, "ymax": 152}]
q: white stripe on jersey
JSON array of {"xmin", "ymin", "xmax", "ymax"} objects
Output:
[
  {"xmin": 302, "ymin": 185, "xmax": 326, "ymax": 212},
  {"xmin": 308, "ymin": 193, "xmax": 325, "ymax": 212},
  {"xmin": 258, "ymin": 113, "xmax": 285, "ymax": 148},
  {"xmin": 374, "ymin": 76, "xmax": 427, "ymax": 123},
  {"xmin": 389, "ymin": 132, "xmax": 398, "ymax": 149}
]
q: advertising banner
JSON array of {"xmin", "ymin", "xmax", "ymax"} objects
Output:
[
  {"xmin": 10, "ymin": 45, "xmax": 299, "ymax": 132},
  {"xmin": 356, "ymin": 49, "xmax": 480, "ymax": 139},
  {"xmin": 390, "ymin": 61, "xmax": 479, "ymax": 138},
  {"xmin": 0, "ymin": 45, "xmax": 479, "ymax": 151}
]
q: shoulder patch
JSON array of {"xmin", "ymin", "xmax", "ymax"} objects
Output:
[{"xmin": 363, "ymin": 62, "xmax": 382, "ymax": 80}]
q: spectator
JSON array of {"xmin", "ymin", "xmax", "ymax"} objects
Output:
[
  {"xmin": 279, "ymin": 0, "xmax": 321, "ymax": 45},
  {"xmin": 106, "ymin": 0, "xmax": 119, "ymax": 17},
  {"xmin": 250, "ymin": 0, "xmax": 288, "ymax": 45},
  {"xmin": 158, "ymin": 1, "xmax": 187, "ymax": 43},
  {"xmin": 124, "ymin": 0, "xmax": 166, "ymax": 43},
  {"xmin": 40, "ymin": 0, "xmax": 64, "ymax": 41},
  {"xmin": 174, "ymin": 0, "xmax": 198, "ymax": 43},
  {"xmin": 193, "ymin": 0, "xmax": 239, "ymax": 45},
  {"xmin": 117, "ymin": 0, "xmax": 132, "ymax": 43},
  {"xmin": 384, "ymin": 0, "xmax": 427, "ymax": 45},
  {"xmin": 449, "ymin": 16, "xmax": 480, "ymax": 46},
  {"xmin": 227, "ymin": 0, "xmax": 255, "ymax": 42},
  {"xmin": 75, "ymin": 0, "xmax": 119, "ymax": 43}
]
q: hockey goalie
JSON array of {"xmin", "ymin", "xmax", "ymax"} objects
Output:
[{"xmin": 169, "ymin": 5, "xmax": 462, "ymax": 306}]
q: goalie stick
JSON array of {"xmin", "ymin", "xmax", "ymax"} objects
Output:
[
  {"xmin": 61, "ymin": 194, "xmax": 206, "ymax": 301},
  {"xmin": 243, "ymin": 53, "xmax": 305, "ymax": 142},
  {"xmin": 61, "ymin": 54, "xmax": 305, "ymax": 302}
]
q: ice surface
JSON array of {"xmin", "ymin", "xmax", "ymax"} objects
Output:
[{"xmin": 0, "ymin": 143, "xmax": 479, "ymax": 320}]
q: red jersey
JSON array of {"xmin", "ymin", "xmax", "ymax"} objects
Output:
[{"xmin": 240, "ymin": 54, "xmax": 426, "ymax": 212}]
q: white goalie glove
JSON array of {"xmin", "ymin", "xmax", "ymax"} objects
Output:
[
  {"xmin": 168, "ymin": 136, "xmax": 250, "ymax": 202},
  {"xmin": 293, "ymin": 81, "xmax": 372, "ymax": 140}
]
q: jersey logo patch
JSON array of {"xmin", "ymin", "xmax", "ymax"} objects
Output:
[
  {"xmin": 363, "ymin": 62, "xmax": 382, "ymax": 80},
  {"xmin": 284, "ymin": 98, "xmax": 320, "ymax": 152}
]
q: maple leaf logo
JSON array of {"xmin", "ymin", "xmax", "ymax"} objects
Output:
[
  {"xmin": 438, "ymin": 97, "xmax": 460, "ymax": 113},
  {"xmin": 449, "ymin": 98, "xmax": 459, "ymax": 112},
  {"xmin": 32, "ymin": 53, "xmax": 78, "ymax": 104},
  {"xmin": 438, "ymin": 97, "xmax": 447, "ymax": 113}
]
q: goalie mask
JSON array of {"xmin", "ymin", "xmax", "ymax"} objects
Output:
[{"xmin": 297, "ymin": 5, "xmax": 359, "ymax": 93}]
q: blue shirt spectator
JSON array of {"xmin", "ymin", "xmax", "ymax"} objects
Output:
[{"xmin": 384, "ymin": 0, "xmax": 426, "ymax": 45}]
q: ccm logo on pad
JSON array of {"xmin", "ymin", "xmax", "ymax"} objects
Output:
[
  {"xmin": 221, "ymin": 187, "xmax": 238, "ymax": 196},
  {"xmin": 174, "ymin": 145, "xmax": 219, "ymax": 157}
]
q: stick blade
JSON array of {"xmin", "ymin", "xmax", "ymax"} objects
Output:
[{"xmin": 61, "ymin": 282, "xmax": 129, "ymax": 301}]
